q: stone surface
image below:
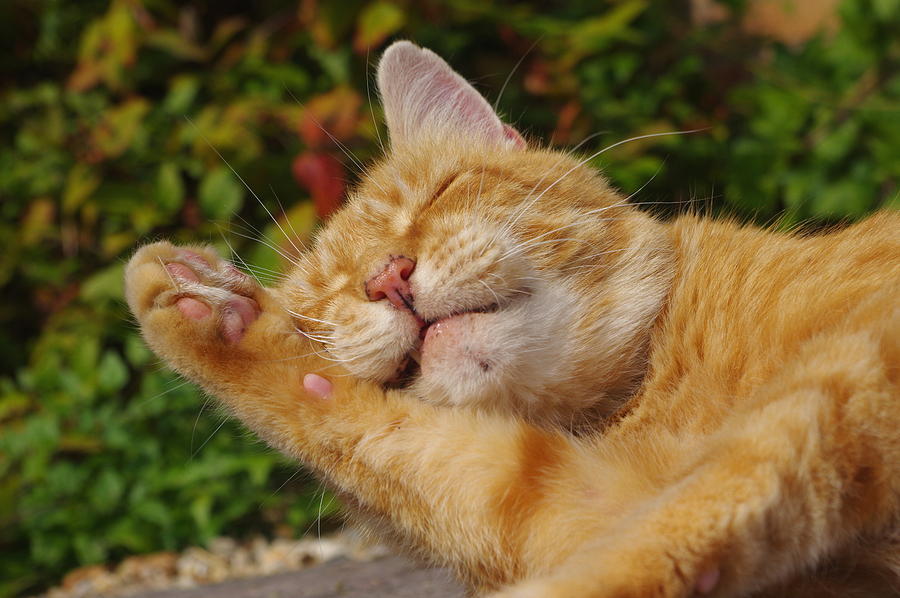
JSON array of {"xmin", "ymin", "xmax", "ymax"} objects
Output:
[{"xmin": 128, "ymin": 556, "xmax": 466, "ymax": 598}]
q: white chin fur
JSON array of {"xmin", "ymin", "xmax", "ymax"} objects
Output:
[
  {"xmin": 330, "ymin": 299, "xmax": 422, "ymax": 382},
  {"xmin": 413, "ymin": 279, "xmax": 576, "ymax": 410}
]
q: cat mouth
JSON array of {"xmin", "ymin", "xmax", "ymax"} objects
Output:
[{"xmin": 385, "ymin": 302, "xmax": 501, "ymax": 388}]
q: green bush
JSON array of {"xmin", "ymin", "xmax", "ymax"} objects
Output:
[{"xmin": 1, "ymin": 0, "xmax": 897, "ymax": 595}]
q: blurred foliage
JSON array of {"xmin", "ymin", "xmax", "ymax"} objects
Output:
[{"xmin": 1, "ymin": 0, "xmax": 898, "ymax": 595}]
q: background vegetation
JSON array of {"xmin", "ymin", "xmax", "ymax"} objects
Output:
[{"xmin": 2, "ymin": 0, "xmax": 898, "ymax": 595}]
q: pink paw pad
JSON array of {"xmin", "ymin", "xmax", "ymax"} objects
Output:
[
  {"xmin": 694, "ymin": 568, "xmax": 720, "ymax": 595},
  {"xmin": 176, "ymin": 297, "xmax": 212, "ymax": 320},
  {"xmin": 303, "ymin": 373, "xmax": 333, "ymax": 398},
  {"xmin": 166, "ymin": 263, "xmax": 200, "ymax": 283},
  {"xmin": 220, "ymin": 296, "xmax": 260, "ymax": 344},
  {"xmin": 225, "ymin": 263, "xmax": 250, "ymax": 282},
  {"xmin": 163, "ymin": 253, "xmax": 260, "ymax": 343},
  {"xmin": 179, "ymin": 250, "xmax": 211, "ymax": 268}
]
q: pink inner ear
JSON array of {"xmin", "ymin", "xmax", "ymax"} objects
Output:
[
  {"xmin": 378, "ymin": 41, "xmax": 521, "ymax": 149},
  {"xmin": 503, "ymin": 125, "xmax": 526, "ymax": 149}
]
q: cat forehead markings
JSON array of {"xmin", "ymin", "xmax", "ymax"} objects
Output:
[
  {"xmin": 391, "ymin": 207, "xmax": 416, "ymax": 237},
  {"xmin": 328, "ymin": 272, "xmax": 351, "ymax": 292}
]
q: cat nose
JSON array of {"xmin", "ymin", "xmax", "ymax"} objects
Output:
[{"xmin": 365, "ymin": 256, "xmax": 417, "ymax": 311}]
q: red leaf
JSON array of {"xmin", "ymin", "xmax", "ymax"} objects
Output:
[
  {"xmin": 292, "ymin": 152, "xmax": 345, "ymax": 219},
  {"xmin": 551, "ymin": 101, "xmax": 581, "ymax": 146}
]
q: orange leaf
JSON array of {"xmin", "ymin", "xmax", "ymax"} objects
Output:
[
  {"xmin": 299, "ymin": 87, "xmax": 362, "ymax": 148},
  {"xmin": 68, "ymin": 0, "xmax": 139, "ymax": 92}
]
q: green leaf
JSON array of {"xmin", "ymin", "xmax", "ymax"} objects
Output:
[
  {"xmin": 355, "ymin": 1, "xmax": 406, "ymax": 52},
  {"xmin": 190, "ymin": 493, "xmax": 213, "ymax": 537},
  {"xmin": 97, "ymin": 350, "xmax": 128, "ymax": 394},
  {"xmin": 156, "ymin": 162, "xmax": 185, "ymax": 214},
  {"xmin": 89, "ymin": 469, "xmax": 124, "ymax": 513},
  {"xmin": 31, "ymin": 532, "xmax": 68, "ymax": 566},
  {"xmin": 124, "ymin": 333, "xmax": 151, "ymax": 367},
  {"xmin": 809, "ymin": 174, "xmax": 875, "ymax": 219},
  {"xmin": 80, "ymin": 263, "xmax": 125, "ymax": 302},
  {"xmin": 872, "ymin": 0, "xmax": 900, "ymax": 20},
  {"xmin": 91, "ymin": 98, "xmax": 150, "ymax": 158},
  {"xmin": 132, "ymin": 499, "xmax": 171, "ymax": 527},
  {"xmin": 69, "ymin": 336, "xmax": 101, "ymax": 380},
  {"xmin": 62, "ymin": 163, "xmax": 100, "ymax": 215},
  {"xmin": 74, "ymin": 532, "xmax": 107, "ymax": 564},
  {"xmin": 0, "ymin": 391, "xmax": 31, "ymax": 420},
  {"xmin": 106, "ymin": 517, "xmax": 154, "ymax": 552},
  {"xmin": 813, "ymin": 120, "xmax": 859, "ymax": 165},
  {"xmin": 568, "ymin": 1, "xmax": 647, "ymax": 59},
  {"xmin": 199, "ymin": 167, "xmax": 244, "ymax": 220},
  {"xmin": 163, "ymin": 75, "xmax": 200, "ymax": 114}
]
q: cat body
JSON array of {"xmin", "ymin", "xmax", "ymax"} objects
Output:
[{"xmin": 125, "ymin": 42, "xmax": 900, "ymax": 597}]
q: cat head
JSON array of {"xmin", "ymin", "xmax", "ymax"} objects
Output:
[{"xmin": 281, "ymin": 41, "xmax": 673, "ymax": 425}]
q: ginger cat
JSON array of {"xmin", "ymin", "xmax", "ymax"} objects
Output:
[{"xmin": 125, "ymin": 41, "xmax": 900, "ymax": 597}]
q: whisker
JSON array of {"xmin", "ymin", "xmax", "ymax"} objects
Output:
[
  {"xmin": 316, "ymin": 493, "xmax": 337, "ymax": 551},
  {"xmin": 478, "ymin": 279, "xmax": 502, "ymax": 307},
  {"xmin": 184, "ymin": 116, "xmax": 312, "ymax": 259},
  {"xmin": 270, "ymin": 184, "xmax": 310, "ymax": 255},
  {"xmin": 227, "ymin": 226, "xmax": 306, "ymax": 270},
  {"xmin": 283, "ymin": 87, "xmax": 366, "ymax": 173},
  {"xmin": 260, "ymin": 467, "xmax": 306, "ymax": 510},
  {"xmin": 298, "ymin": 334, "xmax": 337, "ymax": 346},
  {"xmin": 229, "ymin": 213, "xmax": 300, "ymax": 277},
  {"xmin": 499, "ymin": 214, "xmax": 631, "ymax": 257},
  {"xmin": 365, "ymin": 47, "xmax": 386, "ymax": 155},
  {"xmin": 500, "ymin": 129, "xmax": 705, "ymax": 240},
  {"xmin": 135, "ymin": 378, "xmax": 193, "ymax": 406},
  {"xmin": 190, "ymin": 415, "xmax": 229, "ymax": 460},
  {"xmin": 253, "ymin": 351, "xmax": 335, "ymax": 363},
  {"xmin": 158, "ymin": 256, "xmax": 179, "ymax": 291},
  {"xmin": 497, "ymin": 237, "xmax": 592, "ymax": 262},
  {"xmin": 493, "ymin": 37, "xmax": 541, "ymax": 112},
  {"xmin": 190, "ymin": 396, "xmax": 214, "ymax": 457},
  {"xmin": 314, "ymin": 351, "xmax": 362, "ymax": 364},
  {"xmin": 262, "ymin": 184, "xmax": 309, "ymax": 256},
  {"xmin": 526, "ymin": 129, "xmax": 707, "ymax": 215},
  {"xmin": 489, "ymin": 131, "xmax": 607, "ymax": 249},
  {"xmin": 293, "ymin": 328, "xmax": 337, "ymax": 346},
  {"xmin": 284, "ymin": 86, "xmax": 388, "ymax": 195},
  {"xmin": 285, "ymin": 309, "xmax": 340, "ymax": 328},
  {"xmin": 559, "ymin": 246, "xmax": 669, "ymax": 273},
  {"xmin": 216, "ymin": 225, "xmax": 266, "ymax": 288},
  {"xmin": 235, "ymin": 264, "xmax": 288, "ymax": 282}
]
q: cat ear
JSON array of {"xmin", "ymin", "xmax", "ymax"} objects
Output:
[{"xmin": 377, "ymin": 41, "xmax": 525, "ymax": 150}]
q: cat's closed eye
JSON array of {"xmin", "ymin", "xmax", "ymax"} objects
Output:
[{"xmin": 281, "ymin": 45, "xmax": 673, "ymax": 426}]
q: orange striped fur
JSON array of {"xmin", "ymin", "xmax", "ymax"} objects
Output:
[{"xmin": 125, "ymin": 42, "xmax": 900, "ymax": 597}]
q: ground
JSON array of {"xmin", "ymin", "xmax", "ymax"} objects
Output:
[{"xmin": 129, "ymin": 556, "xmax": 464, "ymax": 598}]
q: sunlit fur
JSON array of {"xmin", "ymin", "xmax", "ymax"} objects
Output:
[
  {"xmin": 280, "ymin": 42, "xmax": 673, "ymax": 426},
  {"xmin": 283, "ymin": 137, "xmax": 673, "ymax": 426},
  {"xmin": 125, "ymin": 42, "xmax": 900, "ymax": 597}
]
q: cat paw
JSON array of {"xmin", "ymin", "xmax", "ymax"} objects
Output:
[{"xmin": 126, "ymin": 241, "xmax": 263, "ymax": 345}]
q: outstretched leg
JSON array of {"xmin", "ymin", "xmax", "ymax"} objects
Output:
[{"xmin": 125, "ymin": 242, "xmax": 613, "ymax": 592}]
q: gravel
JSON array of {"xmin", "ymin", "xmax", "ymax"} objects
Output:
[{"xmin": 37, "ymin": 533, "xmax": 441, "ymax": 598}]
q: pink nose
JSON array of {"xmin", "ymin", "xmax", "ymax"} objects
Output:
[{"xmin": 365, "ymin": 256, "xmax": 416, "ymax": 311}]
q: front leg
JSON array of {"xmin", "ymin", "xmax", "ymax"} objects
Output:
[{"xmin": 125, "ymin": 242, "xmax": 605, "ymax": 592}]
